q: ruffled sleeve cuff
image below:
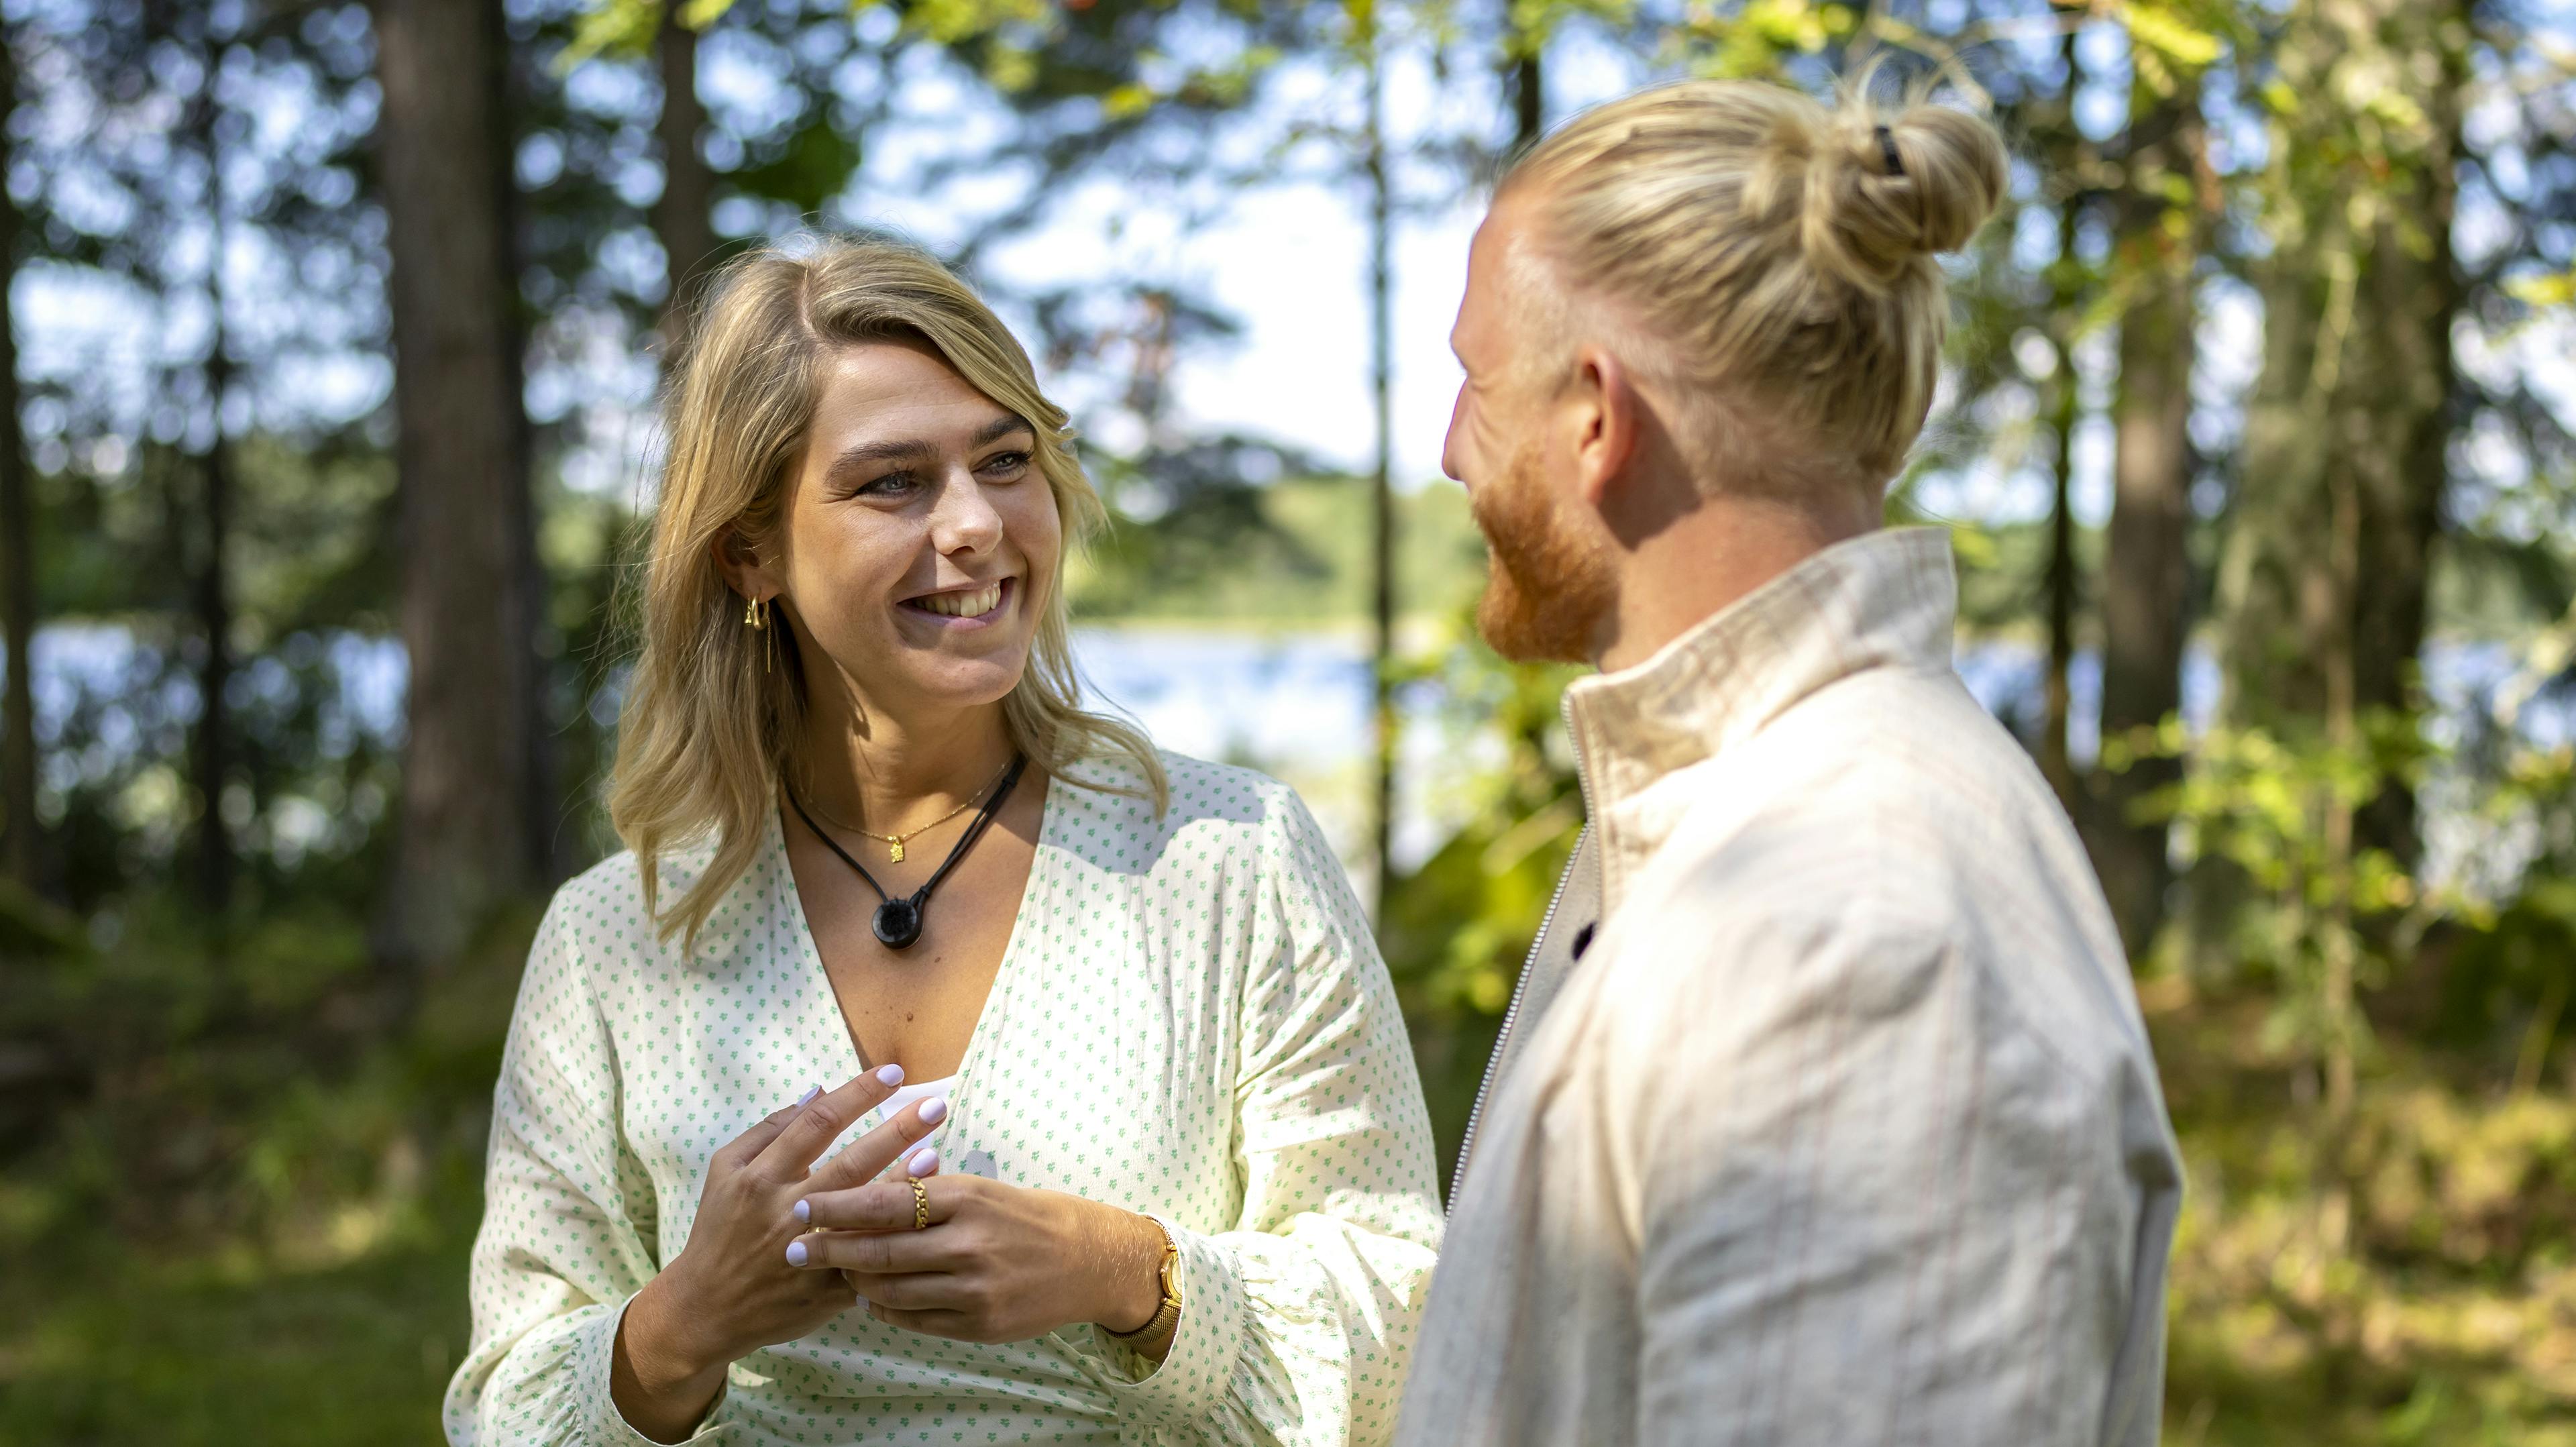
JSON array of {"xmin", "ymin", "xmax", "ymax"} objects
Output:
[
  {"xmin": 1081, "ymin": 1215, "xmax": 1248, "ymax": 1432},
  {"xmin": 578, "ymin": 1295, "xmax": 740, "ymax": 1445}
]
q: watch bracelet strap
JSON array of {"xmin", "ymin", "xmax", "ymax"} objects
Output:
[
  {"xmin": 1104, "ymin": 1220, "xmax": 1183, "ymax": 1356},
  {"xmin": 1105, "ymin": 1297, "xmax": 1181, "ymax": 1359}
]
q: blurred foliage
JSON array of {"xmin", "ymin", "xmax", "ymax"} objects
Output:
[
  {"xmin": 3, "ymin": 0, "xmax": 2576, "ymax": 1443},
  {"xmin": 1379, "ymin": 621, "xmax": 1582, "ymax": 1167},
  {"xmin": 0, "ymin": 890, "xmax": 536, "ymax": 1442},
  {"xmin": 1071, "ymin": 468, "xmax": 1489, "ymax": 625}
]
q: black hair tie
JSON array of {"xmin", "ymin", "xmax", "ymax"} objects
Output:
[{"xmin": 1875, "ymin": 123, "xmax": 1905, "ymax": 178}]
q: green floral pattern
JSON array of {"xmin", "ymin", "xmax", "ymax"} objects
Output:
[{"xmin": 443, "ymin": 751, "xmax": 1443, "ymax": 1446}]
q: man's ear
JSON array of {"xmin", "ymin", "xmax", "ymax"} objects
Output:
[
  {"xmin": 1566, "ymin": 341, "xmax": 1641, "ymax": 511},
  {"xmin": 710, "ymin": 523, "xmax": 777, "ymax": 603}
]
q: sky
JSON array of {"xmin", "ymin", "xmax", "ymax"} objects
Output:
[
  {"xmin": 20, "ymin": 4, "xmax": 2576, "ymax": 873},
  {"xmin": 22, "ymin": 5, "xmax": 2576, "ymax": 535},
  {"xmin": 735, "ymin": 17, "xmax": 1667, "ymax": 498}
]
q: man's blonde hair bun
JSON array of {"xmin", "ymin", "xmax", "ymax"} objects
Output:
[
  {"xmin": 1801, "ymin": 101, "xmax": 2008, "ymax": 288},
  {"xmin": 1505, "ymin": 73, "xmax": 2007, "ymax": 490}
]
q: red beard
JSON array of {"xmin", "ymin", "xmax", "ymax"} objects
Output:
[{"xmin": 1469, "ymin": 441, "xmax": 1617, "ymax": 664}]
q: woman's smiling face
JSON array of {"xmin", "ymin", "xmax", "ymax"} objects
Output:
[{"xmin": 765, "ymin": 337, "xmax": 1061, "ymax": 718}]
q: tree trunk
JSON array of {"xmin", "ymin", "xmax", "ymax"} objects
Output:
[
  {"xmin": 191, "ymin": 348, "xmax": 235, "ymax": 918},
  {"xmin": 2043, "ymin": 374, "xmax": 2078, "ymax": 803},
  {"xmin": 2090, "ymin": 90, "xmax": 2200, "ymax": 957},
  {"xmin": 497, "ymin": 9, "xmax": 564, "ymax": 890},
  {"xmin": 2037, "ymin": 25, "xmax": 2084, "ymax": 810},
  {"xmin": 1365, "ymin": 17, "xmax": 1395, "ymax": 915},
  {"xmin": 2201, "ymin": 0, "xmax": 2465, "ymax": 960},
  {"xmin": 2211, "ymin": 0, "xmax": 2461, "ymax": 832},
  {"xmin": 373, "ymin": 0, "xmax": 546, "ymax": 977},
  {"xmin": 0, "ymin": 21, "xmax": 34, "ymax": 894},
  {"xmin": 653, "ymin": 1, "xmax": 716, "ymax": 362},
  {"xmin": 189, "ymin": 32, "xmax": 235, "ymax": 922},
  {"xmin": 1509, "ymin": 48, "xmax": 1541, "ymax": 156}
]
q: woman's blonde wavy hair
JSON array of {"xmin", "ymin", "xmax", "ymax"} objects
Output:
[
  {"xmin": 1503, "ymin": 68, "xmax": 2006, "ymax": 493},
  {"xmin": 608, "ymin": 231, "xmax": 1166, "ymax": 953}
]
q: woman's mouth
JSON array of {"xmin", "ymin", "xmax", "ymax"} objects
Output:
[{"xmin": 901, "ymin": 577, "xmax": 1014, "ymax": 628}]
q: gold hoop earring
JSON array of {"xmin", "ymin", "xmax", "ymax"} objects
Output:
[{"xmin": 744, "ymin": 594, "xmax": 774, "ymax": 674}]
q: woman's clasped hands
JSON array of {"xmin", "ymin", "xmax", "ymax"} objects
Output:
[
  {"xmin": 610, "ymin": 1064, "xmax": 948, "ymax": 1440},
  {"xmin": 609, "ymin": 1063, "xmax": 1171, "ymax": 1443},
  {"xmin": 791, "ymin": 1148, "xmax": 1169, "ymax": 1349}
]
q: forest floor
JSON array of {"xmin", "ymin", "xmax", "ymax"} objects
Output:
[
  {"xmin": 0, "ymin": 1180, "xmax": 474, "ymax": 1446},
  {"xmin": 7, "ymin": 866, "xmax": 2576, "ymax": 1444}
]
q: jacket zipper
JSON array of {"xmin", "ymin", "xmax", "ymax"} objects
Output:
[{"xmin": 1449, "ymin": 689, "xmax": 1593, "ymax": 1205}]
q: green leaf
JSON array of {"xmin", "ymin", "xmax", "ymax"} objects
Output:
[
  {"xmin": 2506, "ymin": 270, "xmax": 2576, "ymax": 311},
  {"xmin": 731, "ymin": 121, "xmax": 864, "ymax": 212},
  {"xmin": 2121, "ymin": 3, "xmax": 2224, "ymax": 68},
  {"xmin": 560, "ymin": 0, "xmax": 663, "ymax": 68},
  {"xmin": 1103, "ymin": 83, "xmax": 1157, "ymax": 120}
]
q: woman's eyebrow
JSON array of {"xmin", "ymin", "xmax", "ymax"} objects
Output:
[
  {"xmin": 973, "ymin": 414, "xmax": 1034, "ymax": 447},
  {"xmin": 830, "ymin": 437, "xmax": 938, "ymax": 470},
  {"xmin": 828, "ymin": 415, "xmax": 1031, "ymax": 474}
]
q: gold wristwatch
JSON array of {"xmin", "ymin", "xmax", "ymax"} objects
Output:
[{"xmin": 1106, "ymin": 1219, "xmax": 1183, "ymax": 1358}]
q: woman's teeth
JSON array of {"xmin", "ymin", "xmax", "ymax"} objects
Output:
[{"xmin": 916, "ymin": 582, "xmax": 1004, "ymax": 619}]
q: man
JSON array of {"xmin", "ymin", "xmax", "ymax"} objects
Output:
[{"xmin": 1395, "ymin": 77, "xmax": 2184, "ymax": 1447}]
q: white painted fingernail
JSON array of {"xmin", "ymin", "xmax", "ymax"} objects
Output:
[
  {"xmin": 786, "ymin": 1239, "xmax": 808, "ymax": 1267},
  {"xmin": 797, "ymin": 1084, "xmax": 821, "ymax": 1106},
  {"xmin": 918, "ymin": 1097, "xmax": 948, "ymax": 1125},
  {"xmin": 875, "ymin": 1063, "xmax": 905, "ymax": 1086},
  {"xmin": 908, "ymin": 1148, "xmax": 939, "ymax": 1178},
  {"xmin": 794, "ymin": 1199, "xmax": 810, "ymax": 1224}
]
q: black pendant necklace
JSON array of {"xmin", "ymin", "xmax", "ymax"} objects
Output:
[{"xmin": 786, "ymin": 754, "xmax": 1028, "ymax": 951}]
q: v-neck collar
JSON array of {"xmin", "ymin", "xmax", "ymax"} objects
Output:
[{"xmin": 765, "ymin": 768, "xmax": 1061, "ymax": 1132}]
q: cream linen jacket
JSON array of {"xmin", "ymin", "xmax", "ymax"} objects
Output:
[{"xmin": 1395, "ymin": 528, "xmax": 2183, "ymax": 1447}]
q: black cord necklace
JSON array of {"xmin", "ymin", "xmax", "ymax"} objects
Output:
[{"xmin": 786, "ymin": 754, "xmax": 1028, "ymax": 951}]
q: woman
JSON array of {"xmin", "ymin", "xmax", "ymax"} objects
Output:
[{"xmin": 443, "ymin": 233, "xmax": 1442, "ymax": 1446}]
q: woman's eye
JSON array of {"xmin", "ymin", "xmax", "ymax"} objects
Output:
[
  {"xmin": 855, "ymin": 471, "xmax": 918, "ymax": 497},
  {"xmin": 979, "ymin": 451, "xmax": 1032, "ymax": 479}
]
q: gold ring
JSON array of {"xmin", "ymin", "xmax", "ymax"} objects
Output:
[{"xmin": 910, "ymin": 1177, "xmax": 930, "ymax": 1230}]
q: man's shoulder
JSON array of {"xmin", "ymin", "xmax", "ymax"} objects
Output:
[
  {"xmin": 1735, "ymin": 660, "xmax": 2050, "ymax": 810},
  {"xmin": 1609, "ymin": 674, "xmax": 2140, "ymax": 1072},
  {"xmin": 1690, "ymin": 663, "xmax": 2088, "ymax": 904}
]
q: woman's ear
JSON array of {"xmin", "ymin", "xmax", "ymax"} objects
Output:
[{"xmin": 711, "ymin": 524, "xmax": 777, "ymax": 603}]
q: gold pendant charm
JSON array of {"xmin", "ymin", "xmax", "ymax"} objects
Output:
[{"xmin": 889, "ymin": 840, "xmax": 904, "ymax": 863}]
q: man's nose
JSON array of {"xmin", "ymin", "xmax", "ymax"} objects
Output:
[{"xmin": 1442, "ymin": 388, "xmax": 1470, "ymax": 486}]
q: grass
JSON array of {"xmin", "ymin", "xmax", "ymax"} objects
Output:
[
  {"xmin": 7, "ymin": 940, "xmax": 2576, "ymax": 1446},
  {"xmin": 0, "ymin": 1184, "xmax": 478, "ymax": 1446}
]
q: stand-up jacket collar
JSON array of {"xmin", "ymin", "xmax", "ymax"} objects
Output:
[{"xmin": 1563, "ymin": 525, "xmax": 1960, "ymax": 913}]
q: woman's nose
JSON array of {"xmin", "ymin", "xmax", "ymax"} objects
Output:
[{"xmin": 930, "ymin": 466, "xmax": 1006, "ymax": 555}]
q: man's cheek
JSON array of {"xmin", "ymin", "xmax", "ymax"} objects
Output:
[{"xmin": 1466, "ymin": 412, "xmax": 1507, "ymax": 486}]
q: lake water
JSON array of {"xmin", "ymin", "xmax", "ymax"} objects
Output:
[{"xmin": 21, "ymin": 622, "xmax": 2568, "ymax": 890}]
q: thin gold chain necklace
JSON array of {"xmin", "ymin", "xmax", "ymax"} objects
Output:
[
  {"xmin": 787, "ymin": 755, "xmax": 1028, "ymax": 951},
  {"xmin": 804, "ymin": 762, "xmax": 1008, "ymax": 863}
]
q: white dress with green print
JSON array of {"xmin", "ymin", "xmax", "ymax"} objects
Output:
[{"xmin": 442, "ymin": 750, "xmax": 1444, "ymax": 1446}]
